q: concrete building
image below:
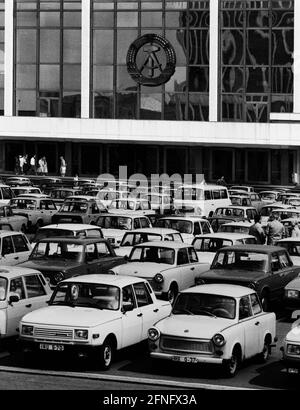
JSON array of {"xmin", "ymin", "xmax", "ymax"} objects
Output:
[{"xmin": 0, "ymin": 0, "xmax": 299, "ymax": 185}]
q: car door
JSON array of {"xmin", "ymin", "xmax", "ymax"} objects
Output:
[
  {"xmin": 6, "ymin": 276, "xmax": 31, "ymax": 336},
  {"xmin": 85, "ymin": 243, "xmax": 100, "ymax": 274},
  {"xmin": 133, "ymin": 281, "xmax": 157, "ymax": 340},
  {"xmin": 176, "ymin": 247, "xmax": 195, "ymax": 290},
  {"xmin": 268, "ymin": 252, "xmax": 287, "ymax": 300},
  {"xmin": 11, "ymin": 234, "xmax": 31, "ymax": 263},
  {"xmin": 41, "ymin": 200, "xmax": 57, "ymax": 224},
  {"xmin": 23, "ymin": 273, "xmax": 49, "ymax": 312},
  {"xmin": 120, "ymin": 284, "xmax": 143, "ymax": 348},
  {"xmin": 0, "ymin": 235, "xmax": 18, "ymax": 265},
  {"xmin": 238, "ymin": 295, "xmax": 260, "ymax": 359},
  {"xmin": 95, "ymin": 242, "xmax": 120, "ymax": 273}
]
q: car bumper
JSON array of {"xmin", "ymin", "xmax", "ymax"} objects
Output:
[
  {"xmin": 20, "ymin": 339, "xmax": 97, "ymax": 357},
  {"xmin": 150, "ymin": 351, "xmax": 223, "ymax": 365}
]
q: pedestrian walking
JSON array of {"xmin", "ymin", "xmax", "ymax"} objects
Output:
[
  {"xmin": 59, "ymin": 156, "xmax": 67, "ymax": 177},
  {"xmin": 217, "ymin": 176, "xmax": 227, "ymax": 186},
  {"xmin": 19, "ymin": 154, "xmax": 25, "ymax": 174},
  {"xmin": 265, "ymin": 213, "xmax": 285, "ymax": 245},
  {"xmin": 43, "ymin": 156, "xmax": 48, "ymax": 176},
  {"xmin": 249, "ymin": 214, "xmax": 266, "ymax": 244},
  {"xmin": 23, "ymin": 154, "xmax": 29, "ymax": 174},
  {"xmin": 29, "ymin": 155, "xmax": 37, "ymax": 175}
]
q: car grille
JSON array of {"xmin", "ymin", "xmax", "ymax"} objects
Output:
[
  {"xmin": 34, "ymin": 327, "xmax": 73, "ymax": 340},
  {"xmin": 160, "ymin": 335, "xmax": 213, "ymax": 354}
]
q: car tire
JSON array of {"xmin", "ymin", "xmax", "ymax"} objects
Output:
[
  {"xmin": 166, "ymin": 284, "xmax": 178, "ymax": 305},
  {"xmin": 257, "ymin": 339, "xmax": 270, "ymax": 363},
  {"xmin": 99, "ymin": 338, "xmax": 114, "ymax": 370},
  {"xmin": 222, "ymin": 346, "xmax": 241, "ymax": 378}
]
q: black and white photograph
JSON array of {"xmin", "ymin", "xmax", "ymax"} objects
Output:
[{"xmin": 0, "ymin": 0, "xmax": 298, "ymax": 399}]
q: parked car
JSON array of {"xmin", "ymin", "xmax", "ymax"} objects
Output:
[
  {"xmin": 31, "ymin": 223, "xmax": 104, "ymax": 247},
  {"xmin": 10, "ymin": 195, "xmax": 58, "ymax": 231},
  {"xmin": 94, "ymin": 190, "xmax": 129, "ymax": 208},
  {"xmin": 0, "ymin": 205, "xmax": 28, "ymax": 232},
  {"xmin": 19, "ymin": 237, "xmax": 126, "ymax": 288},
  {"xmin": 0, "ymin": 231, "xmax": 32, "ymax": 265},
  {"xmin": 141, "ymin": 193, "xmax": 174, "ymax": 214},
  {"xmin": 281, "ymin": 313, "xmax": 300, "ymax": 374},
  {"xmin": 0, "ymin": 266, "xmax": 52, "ymax": 339},
  {"xmin": 260, "ymin": 191, "xmax": 281, "ymax": 204},
  {"xmin": 109, "ymin": 241, "xmax": 211, "ymax": 304},
  {"xmin": 5, "ymin": 177, "xmax": 32, "ymax": 187},
  {"xmin": 218, "ymin": 221, "xmax": 252, "ymax": 234},
  {"xmin": 96, "ymin": 213, "xmax": 152, "ymax": 248},
  {"xmin": 155, "ymin": 216, "xmax": 213, "ymax": 244},
  {"xmin": 276, "ymin": 238, "xmax": 300, "ymax": 265},
  {"xmin": 108, "ymin": 198, "xmax": 155, "ymax": 217},
  {"xmin": 192, "ymin": 233, "xmax": 257, "ymax": 264},
  {"xmin": 0, "ymin": 184, "xmax": 15, "ymax": 206},
  {"xmin": 11, "ymin": 186, "xmax": 42, "ymax": 197},
  {"xmin": 51, "ymin": 196, "xmax": 107, "ymax": 224},
  {"xmin": 214, "ymin": 206, "xmax": 258, "ymax": 221},
  {"xmin": 207, "ymin": 215, "xmax": 246, "ymax": 233},
  {"xmin": 49, "ymin": 188, "xmax": 82, "ymax": 207},
  {"xmin": 19, "ymin": 274, "xmax": 172, "ymax": 369},
  {"xmin": 148, "ymin": 284, "xmax": 276, "ymax": 377},
  {"xmin": 195, "ymin": 245, "xmax": 300, "ymax": 311},
  {"xmin": 115, "ymin": 228, "xmax": 183, "ymax": 257},
  {"xmin": 230, "ymin": 196, "xmax": 252, "ymax": 207},
  {"xmin": 230, "ymin": 186, "xmax": 254, "ymax": 194}
]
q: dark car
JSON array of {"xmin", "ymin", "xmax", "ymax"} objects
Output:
[
  {"xmin": 207, "ymin": 215, "xmax": 246, "ymax": 233},
  {"xmin": 18, "ymin": 237, "xmax": 126, "ymax": 288},
  {"xmin": 195, "ymin": 245, "xmax": 300, "ymax": 311}
]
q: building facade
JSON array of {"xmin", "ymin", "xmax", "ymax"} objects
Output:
[{"xmin": 0, "ymin": 0, "xmax": 299, "ymax": 184}]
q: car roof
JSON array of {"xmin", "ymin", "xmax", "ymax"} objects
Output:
[
  {"xmin": 228, "ymin": 206, "xmax": 256, "ymax": 210},
  {"xmin": 220, "ymin": 244, "xmax": 284, "ymax": 253},
  {"xmin": 125, "ymin": 228, "xmax": 180, "ymax": 235},
  {"xmin": 0, "ymin": 184, "xmax": 12, "ymax": 188},
  {"xmin": 63, "ymin": 274, "xmax": 145, "ymax": 287},
  {"xmin": 65, "ymin": 195, "xmax": 96, "ymax": 201},
  {"xmin": 0, "ymin": 266, "xmax": 43, "ymax": 278},
  {"xmin": 134, "ymin": 241, "xmax": 190, "ymax": 249},
  {"xmin": 36, "ymin": 237, "xmax": 108, "ymax": 245},
  {"xmin": 99, "ymin": 213, "xmax": 145, "ymax": 218},
  {"xmin": 159, "ymin": 216, "xmax": 208, "ymax": 222},
  {"xmin": 178, "ymin": 184, "xmax": 225, "ymax": 190},
  {"xmin": 194, "ymin": 233, "xmax": 254, "ymax": 240},
  {"xmin": 277, "ymin": 238, "xmax": 300, "ymax": 243},
  {"xmin": 222, "ymin": 221, "xmax": 252, "ymax": 227},
  {"xmin": 38, "ymin": 224, "xmax": 102, "ymax": 231},
  {"xmin": 0, "ymin": 231, "xmax": 26, "ymax": 238},
  {"xmin": 182, "ymin": 283, "xmax": 256, "ymax": 298},
  {"xmin": 14, "ymin": 194, "xmax": 49, "ymax": 199}
]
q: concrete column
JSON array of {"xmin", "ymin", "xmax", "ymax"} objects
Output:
[
  {"xmin": 81, "ymin": 0, "xmax": 91, "ymax": 118},
  {"xmin": 294, "ymin": 1, "xmax": 300, "ymax": 113},
  {"xmin": 4, "ymin": 0, "xmax": 14, "ymax": 116},
  {"xmin": 209, "ymin": 0, "xmax": 218, "ymax": 121}
]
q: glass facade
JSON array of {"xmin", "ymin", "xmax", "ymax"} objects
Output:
[
  {"xmin": 14, "ymin": 0, "xmax": 81, "ymax": 117},
  {"xmin": 91, "ymin": 0, "xmax": 210, "ymax": 120},
  {"xmin": 0, "ymin": 1, "xmax": 4, "ymax": 115},
  {"xmin": 220, "ymin": 0, "xmax": 294, "ymax": 122}
]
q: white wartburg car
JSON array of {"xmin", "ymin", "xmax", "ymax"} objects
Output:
[
  {"xmin": 148, "ymin": 284, "xmax": 277, "ymax": 377},
  {"xmin": 19, "ymin": 274, "xmax": 171, "ymax": 369},
  {"xmin": 110, "ymin": 242, "xmax": 210, "ymax": 304}
]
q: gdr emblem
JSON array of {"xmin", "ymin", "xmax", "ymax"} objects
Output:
[{"xmin": 126, "ymin": 34, "xmax": 176, "ymax": 87}]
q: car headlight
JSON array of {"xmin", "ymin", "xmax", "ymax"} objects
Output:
[
  {"xmin": 287, "ymin": 344, "xmax": 300, "ymax": 355},
  {"xmin": 148, "ymin": 328, "xmax": 160, "ymax": 341},
  {"xmin": 212, "ymin": 333, "xmax": 226, "ymax": 347},
  {"xmin": 53, "ymin": 272, "xmax": 64, "ymax": 284},
  {"xmin": 154, "ymin": 273, "xmax": 164, "ymax": 284},
  {"xmin": 74, "ymin": 329, "xmax": 88, "ymax": 340},
  {"xmin": 22, "ymin": 325, "xmax": 34, "ymax": 336},
  {"xmin": 285, "ymin": 289, "xmax": 299, "ymax": 298}
]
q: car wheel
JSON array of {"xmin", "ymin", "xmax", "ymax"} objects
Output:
[
  {"xmin": 257, "ymin": 340, "xmax": 270, "ymax": 363},
  {"xmin": 167, "ymin": 284, "xmax": 178, "ymax": 305},
  {"xmin": 223, "ymin": 347, "xmax": 240, "ymax": 378},
  {"xmin": 99, "ymin": 339, "xmax": 114, "ymax": 370}
]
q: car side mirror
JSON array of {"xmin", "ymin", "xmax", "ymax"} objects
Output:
[
  {"xmin": 122, "ymin": 303, "xmax": 134, "ymax": 313},
  {"xmin": 9, "ymin": 294, "xmax": 20, "ymax": 304}
]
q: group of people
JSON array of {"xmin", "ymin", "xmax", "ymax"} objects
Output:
[
  {"xmin": 14, "ymin": 155, "xmax": 67, "ymax": 177},
  {"xmin": 249, "ymin": 214, "xmax": 300, "ymax": 245}
]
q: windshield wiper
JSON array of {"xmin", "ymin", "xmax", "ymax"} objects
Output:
[{"xmin": 173, "ymin": 308, "xmax": 194, "ymax": 315}]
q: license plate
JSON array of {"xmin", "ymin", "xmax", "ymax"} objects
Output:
[
  {"xmin": 172, "ymin": 356, "xmax": 199, "ymax": 363},
  {"xmin": 288, "ymin": 367, "xmax": 299, "ymax": 374},
  {"xmin": 39, "ymin": 343, "xmax": 64, "ymax": 352}
]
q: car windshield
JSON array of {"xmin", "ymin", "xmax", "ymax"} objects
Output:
[
  {"xmin": 219, "ymin": 225, "xmax": 250, "ymax": 234},
  {"xmin": 0, "ymin": 277, "xmax": 8, "ymax": 301},
  {"xmin": 193, "ymin": 238, "xmax": 233, "ymax": 252},
  {"xmin": 120, "ymin": 232, "xmax": 162, "ymax": 246},
  {"xmin": 31, "ymin": 242, "xmax": 84, "ymax": 261},
  {"xmin": 157, "ymin": 219, "xmax": 192, "ymax": 234},
  {"xmin": 172, "ymin": 292, "xmax": 236, "ymax": 319},
  {"xmin": 216, "ymin": 208, "xmax": 244, "ymax": 217},
  {"xmin": 10, "ymin": 198, "xmax": 37, "ymax": 210},
  {"xmin": 97, "ymin": 216, "xmax": 132, "ymax": 230},
  {"xmin": 109, "ymin": 200, "xmax": 136, "ymax": 210},
  {"xmin": 60, "ymin": 200, "xmax": 88, "ymax": 213},
  {"xmin": 211, "ymin": 250, "xmax": 268, "ymax": 271},
  {"xmin": 278, "ymin": 242, "xmax": 300, "ymax": 256},
  {"xmin": 129, "ymin": 246, "xmax": 175, "ymax": 264},
  {"xmin": 50, "ymin": 282, "xmax": 120, "ymax": 310},
  {"xmin": 33, "ymin": 228, "xmax": 75, "ymax": 242}
]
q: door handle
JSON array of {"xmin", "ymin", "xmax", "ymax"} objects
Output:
[
  {"xmin": 14, "ymin": 256, "xmax": 19, "ymax": 260},
  {"xmin": 153, "ymin": 308, "xmax": 159, "ymax": 313},
  {"xmin": 190, "ymin": 267, "xmax": 195, "ymax": 270},
  {"xmin": 137, "ymin": 313, "xmax": 143, "ymax": 317},
  {"xmin": 255, "ymin": 321, "xmax": 260, "ymax": 326},
  {"xmin": 25, "ymin": 304, "xmax": 32, "ymax": 308}
]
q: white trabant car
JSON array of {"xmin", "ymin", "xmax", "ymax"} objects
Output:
[
  {"xmin": 192, "ymin": 233, "xmax": 257, "ymax": 264},
  {"xmin": 0, "ymin": 231, "xmax": 32, "ymax": 265},
  {"xmin": 155, "ymin": 216, "xmax": 213, "ymax": 244},
  {"xmin": 0, "ymin": 266, "xmax": 52, "ymax": 339},
  {"xmin": 214, "ymin": 206, "xmax": 258, "ymax": 222},
  {"xmin": 281, "ymin": 311, "xmax": 300, "ymax": 374},
  {"xmin": 19, "ymin": 274, "xmax": 172, "ymax": 369},
  {"xmin": 109, "ymin": 241, "xmax": 210, "ymax": 304},
  {"xmin": 115, "ymin": 228, "xmax": 183, "ymax": 257},
  {"xmin": 96, "ymin": 213, "xmax": 152, "ymax": 248},
  {"xmin": 148, "ymin": 284, "xmax": 277, "ymax": 377},
  {"xmin": 108, "ymin": 198, "xmax": 155, "ymax": 216}
]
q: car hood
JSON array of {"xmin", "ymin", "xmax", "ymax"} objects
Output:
[
  {"xmin": 155, "ymin": 315, "xmax": 233, "ymax": 339},
  {"xmin": 199, "ymin": 269, "xmax": 266, "ymax": 282},
  {"xmin": 115, "ymin": 262, "xmax": 172, "ymax": 277},
  {"xmin": 21, "ymin": 305, "xmax": 121, "ymax": 328},
  {"xmin": 285, "ymin": 324, "xmax": 300, "ymax": 343},
  {"xmin": 19, "ymin": 259, "xmax": 81, "ymax": 271},
  {"xmin": 285, "ymin": 277, "xmax": 300, "ymax": 290}
]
